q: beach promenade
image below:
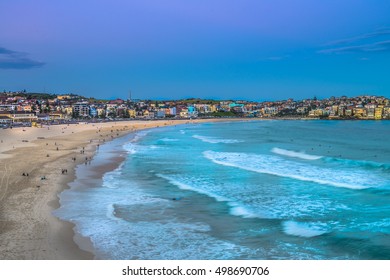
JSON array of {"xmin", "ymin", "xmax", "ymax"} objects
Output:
[{"xmin": 0, "ymin": 119, "xmax": 228, "ymax": 259}]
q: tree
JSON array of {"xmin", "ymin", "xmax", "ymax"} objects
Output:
[
  {"xmin": 98, "ymin": 110, "xmax": 105, "ymax": 119},
  {"xmin": 107, "ymin": 110, "xmax": 117, "ymax": 118},
  {"xmin": 72, "ymin": 110, "xmax": 79, "ymax": 119}
]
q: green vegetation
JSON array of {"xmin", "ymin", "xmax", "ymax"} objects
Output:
[
  {"xmin": 25, "ymin": 93, "xmax": 58, "ymax": 100},
  {"xmin": 200, "ymin": 111, "xmax": 238, "ymax": 117}
]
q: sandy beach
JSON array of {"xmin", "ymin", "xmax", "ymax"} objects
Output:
[{"xmin": 0, "ymin": 118, "xmax": 249, "ymax": 259}]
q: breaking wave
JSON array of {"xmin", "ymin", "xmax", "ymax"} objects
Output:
[
  {"xmin": 193, "ymin": 135, "xmax": 243, "ymax": 144},
  {"xmin": 282, "ymin": 221, "xmax": 328, "ymax": 238},
  {"xmin": 203, "ymin": 151, "xmax": 387, "ymax": 190},
  {"xmin": 271, "ymin": 147, "xmax": 323, "ymax": 160}
]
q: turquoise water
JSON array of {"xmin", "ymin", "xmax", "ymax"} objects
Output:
[{"xmin": 55, "ymin": 120, "xmax": 390, "ymax": 259}]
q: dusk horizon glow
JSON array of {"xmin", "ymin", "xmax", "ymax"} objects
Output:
[{"xmin": 1, "ymin": 0, "xmax": 390, "ymax": 101}]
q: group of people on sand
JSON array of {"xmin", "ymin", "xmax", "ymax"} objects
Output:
[{"xmin": 22, "ymin": 172, "xmax": 41, "ymax": 189}]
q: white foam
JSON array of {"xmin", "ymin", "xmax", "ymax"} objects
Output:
[
  {"xmin": 157, "ymin": 174, "xmax": 269, "ymax": 219},
  {"xmin": 157, "ymin": 174, "xmax": 229, "ymax": 202},
  {"xmin": 324, "ymin": 157, "xmax": 390, "ymax": 170},
  {"xmin": 228, "ymin": 203, "xmax": 260, "ymax": 218},
  {"xmin": 123, "ymin": 142, "xmax": 138, "ymax": 154},
  {"xmin": 282, "ymin": 221, "xmax": 328, "ymax": 238},
  {"xmin": 159, "ymin": 138, "xmax": 179, "ymax": 142},
  {"xmin": 59, "ymin": 191, "xmax": 249, "ymax": 259},
  {"xmin": 123, "ymin": 143, "xmax": 160, "ymax": 154},
  {"xmin": 203, "ymin": 150, "xmax": 379, "ymax": 190},
  {"xmin": 122, "ymin": 130, "xmax": 152, "ymax": 154},
  {"xmin": 102, "ymin": 165, "xmax": 125, "ymax": 189},
  {"xmin": 106, "ymin": 203, "xmax": 121, "ymax": 221},
  {"xmin": 355, "ymin": 218, "xmax": 390, "ymax": 233},
  {"xmin": 271, "ymin": 147, "xmax": 322, "ymax": 160},
  {"xmin": 193, "ymin": 135, "xmax": 243, "ymax": 144},
  {"xmin": 131, "ymin": 131, "xmax": 150, "ymax": 142}
]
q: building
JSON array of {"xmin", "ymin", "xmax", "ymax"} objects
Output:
[
  {"xmin": 72, "ymin": 102, "xmax": 89, "ymax": 117},
  {"xmin": 49, "ymin": 111, "xmax": 66, "ymax": 120},
  {"xmin": 169, "ymin": 107, "xmax": 177, "ymax": 116},
  {"xmin": 0, "ymin": 111, "xmax": 38, "ymax": 123},
  {"xmin": 353, "ymin": 107, "xmax": 367, "ymax": 118},
  {"xmin": 156, "ymin": 109, "xmax": 165, "ymax": 118},
  {"xmin": 383, "ymin": 107, "xmax": 390, "ymax": 118},
  {"xmin": 97, "ymin": 108, "xmax": 106, "ymax": 118},
  {"xmin": 374, "ymin": 108, "xmax": 383, "ymax": 120},
  {"xmin": 62, "ymin": 106, "xmax": 73, "ymax": 116},
  {"xmin": 57, "ymin": 95, "xmax": 72, "ymax": 100},
  {"xmin": 187, "ymin": 106, "xmax": 198, "ymax": 118},
  {"xmin": 128, "ymin": 109, "xmax": 136, "ymax": 118},
  {"xmin": 89, "ymin": 107, "xmax": 97, "ymax": 118},
  {"xmin": 0, "ymin": 111, "xmax": 12, "ymax": 119},
  {"xmin": 0, "ymin": 116, "xmax": 12, "ymax": 125},
  {"xmin": 179, "ymin": 109, "xmax": 189, "ymax": 118},
  {"xmin": 229, "ymin": 103, "xmax": 245, "ymax": 113}
]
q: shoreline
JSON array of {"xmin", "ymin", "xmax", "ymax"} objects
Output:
[
  {"xmin": 56, "ymin": 130, "xmax": 134, "ymax": 259},
  {"xmin": 0, "ymin": 118, "xmax": 251, "ymax": 259}
]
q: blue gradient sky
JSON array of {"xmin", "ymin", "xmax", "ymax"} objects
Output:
[{"xmin": 1, "ymin": 0, "xmax": 390, "ymax": 100}]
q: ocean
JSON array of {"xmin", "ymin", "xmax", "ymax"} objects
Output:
[{"xmin": 54, "ymin": 120, "xmax": 390, "ymax": 259}]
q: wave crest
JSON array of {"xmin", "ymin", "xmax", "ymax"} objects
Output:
[
  {"xmin": 157, "ymin": 174, "xmax": 264, "ymax": 219},
  {"xmin": 271, "ymin": 147, "xmax": 322, "ymax": 160},
  {"xmin": 193, "ymin": 135, "xmax": 243, "ymax": 144},
  {"xmin": 323, "ymin": 157, "xmax": 390, "ymax": 170},
  {"xmin": 203, "ymin": 150, "xmax": 386, "ymax": 190},
  {"xmin": 282, "ymin": 221, "xmax": 328, "ymax": 238}
]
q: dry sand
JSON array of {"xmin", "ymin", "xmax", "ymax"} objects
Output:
[{"xmin": 0, "ymin": 119, "xmax": 249, "ymax": 259}]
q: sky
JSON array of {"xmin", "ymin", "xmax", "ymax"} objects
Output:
[{"xmin": 1, "ymin": 0, "xmax": 390, "ymax": 101}]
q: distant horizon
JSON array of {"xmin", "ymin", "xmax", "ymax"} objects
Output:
[
  {"xmin": 2, "ymin": 89, "xmax": 387, "ymax": 103},
  {"xmin": 1, "ymin": 1, "xmax": 390, "ymax": 100}
]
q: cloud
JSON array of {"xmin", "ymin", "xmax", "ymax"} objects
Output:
[
  {"xmin": 0, "ymin": 47, "xmax": 45, "ymax": 69},
  {"xmin": 324, "ymin": 29, "xmax": 390, "ymax": 46},
  {"xmin": 260, "ymin": 55, "xmax": 290, "ymax": 61},
  {"xmin": 266, "ymin": 56, "xmax": 286, "ymax": 61},
  {"xmin": 319, "ymin": 28, "xmax": 390, "ymax": 55},
  {"xmin": 319, "ymin": 40, "xmax": 390, "ymax": 54}
]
